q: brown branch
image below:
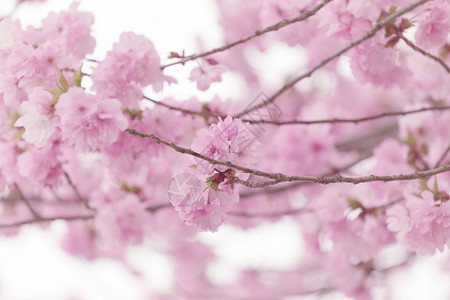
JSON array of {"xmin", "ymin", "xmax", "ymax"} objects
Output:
[
  {"xmin": 145, "ymin": 203, "xmax": 171, "ymax": 212},
  {"xmin": 240, "ymin": 106, "xmax": 450, "ymax": 125},
  {"xmin": 435, "ymin": 144, "xmax": 450, "ymax": 168},
  {"xmin": 234, "ymin": 0, "xmax": 432, "ymax": 118},
  {"xmin": 160, "ymin": 0, "xmax": 333, "ymax": 69},
  {"xmin": 126, "ymin": 128, "xmax": 450, "ymax": 187},
  {"xmin": 240, "ymin": 154, "xmax": 372, "ymax": 198},
  {"xmin": 14, "ymin": 184, "xmax": 41, "ymax": 219},
  {"xmin": 0, "ymin": 214, "xmax": 94, "ymax": 229},
  {"xmin": 399, "ymin": 34, "xmax": 450, "ymax": 73},
  {"xmin": 64, "ymin": 172, "xmax": 92, "ymax": 210},
  {"xmin": 143, "ymin": 95, "xmax": 218, "ymax": 119},
  {"xmin": 232, "ymin": 163, "xmax": 450, "ymax": 187},
  {"xmin": 228, "ymin": 207, "xmax": 313, "ymax": 218}
]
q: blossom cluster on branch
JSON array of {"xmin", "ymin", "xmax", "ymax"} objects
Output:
[{"xmin": 2, "ymin": 0, "xmax": 450, "ymax": 299}]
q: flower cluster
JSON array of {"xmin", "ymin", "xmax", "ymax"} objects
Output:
[
  {"xmin": 169, "ymin": 116, "xmax": 261, "ymax": 232},
  {"xmin": 387, "ymin": 183, "xmax": 450, "ymax": 255},
  {"xmin": 91, "ymin": 31, "xmax": 171, "ymax": 108}
]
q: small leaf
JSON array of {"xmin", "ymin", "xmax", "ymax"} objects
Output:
[
  {"xmin": 385, "ymin": 24, "xmax": 397, "ymax": 37},
  {"xmin": 399, "ymin": 18, "xmax": 412, "ymax": 32},
  {"xmin": 56, "ymin": 66, "xmax": 70, "ymax": 91},
  {"xmin": 122, "ymin": 108, "xmax": 143, "ymax": 120},
  {"xmin": 389, "ymin": 5, "xmax": 397, "ymax": 14},
  {"xmin": 385, "ymin": 36, "xmax": 400, "ymax": 47},
  {"xmin": 347, "ymin": 197, "xmax": 361, "ymax": 210},
  {"xmin": 433, "ymin": 177, "xmax": 440, "ymax": 201},
  {"xmin": 405, "ymin": 131, "xmax": 416, "ymax": 146},
  {"xmin": 72, "ymin": 64, "xmax": 83, "ymax": 87},
  {"xmin": 206, "ymin": 58, "xmax": 219, "ymax": 65}
]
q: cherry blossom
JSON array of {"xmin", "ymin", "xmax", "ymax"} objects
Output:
[{"xmin": 2, "ymin": 0, "xmax": 450, "ymax": 298}]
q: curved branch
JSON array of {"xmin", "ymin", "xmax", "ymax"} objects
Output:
[
  {"xmin": 64, "ymin": 172, "xmax": 93, "ymax": 210},
  {"xmin": 0, "ymin": 214, "xmax": 94, "ymax": 229},
  {"xmin": 15, "ymin": 184, "xmax": 41, "ymax": 219},
  {"xmin": 228, "ymin": 207, "xmax": 313, "ymax": 218},
  {"xmin": 240, "ymin": 154, "xmax": 372, "ymax": 198},
  {"xmin": 234, "ymin": 0, "xmax": 432, "ymax": 118},
  {"xmin": 241, "ymin": 105, "xmax": 450, "ymax": 125},
  {"xmin": 400, "ymin": 34, "xmax": 450, "ymax": 73},
  {"xmin": 160, "ymin": 0, "xmax": 333, "ymax": 69},
  {"xmin": 126, "ymin": 128, "xmax": 450, "ymax": 187}
]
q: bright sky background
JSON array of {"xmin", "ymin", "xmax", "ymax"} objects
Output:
[{"xmin": 1, "ymin": 0, "xmax": 450, "ymax": 299}]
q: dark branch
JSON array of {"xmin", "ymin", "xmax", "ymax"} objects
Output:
[
  {"xmin": 160, "ymin": 0, "xmax": 333, "ymax": 69},
  {"xmin": 234, "ymin": 0, "xmax": 432, "ymax": 118}
]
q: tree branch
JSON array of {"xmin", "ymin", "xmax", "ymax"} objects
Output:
[
  {"xmin": 126, "ymin": 128, "xmax": 450, "ymax": 187},
  {"xmin": 0, "ymin": 214, "xmax": 94, "ymax": 229},
  {"xmin": 234, "ymin": 0, "xmax": 432, "ymax": 118},
  {"xmin": 64, "ymin": 172, "xmax": 92, "ymax": 210},
  {"xmin": 240, "ymin": 154, "xmax": 372, "ymax": 198},
  {"xmin": 240, "ymin": 105, "xmax": 450, "ymax": 125},
  {"xmin": 14, "ymin": 184, "xmax": 41, "ymax": 219},
  {"xmin": 160, "ymin": 0, "xmax": 333, "ymax": 69},
  {"xmin": 399, "ymin": 33, "xmax": 450, "ymax": 73},
  {"xmin": 435, "ymin": 144, "xmax": 450, "ymax": 168},
  {"xmin": 228, "ymin": 207, "xmax": 313, "ymax": 218}
]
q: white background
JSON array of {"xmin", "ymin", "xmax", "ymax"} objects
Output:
[{"xmin": 0, "ymin": 0, "xmax": 449, "ymax": 299}]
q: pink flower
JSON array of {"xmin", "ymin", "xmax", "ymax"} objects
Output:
[
  {"xmin": 17, "ymin": 141, "xmax": 62, "ymax": 186},
  {"xmin": 14, "ymin": 87, "xmax": 56, "ymax": 148},
  {"xmin": 191, "ymin": 116, "xmax": 261, "ymax": 177},
  {"xmin": 94, "ymin": 194, "xmax": 147, "ymax": 246},
  {"xmin": 189, "ymin": 66, "xmax": 225, "ymax": 91},
  {"xmin": 175, "ymin": 198, "xmax": 227, "ymax": 232},
  {"xmin": 40, "ymin": 2, "xmax": 95, "ymax": 59},
  {"xmin": 387, "ymin": 186, "xmax": 450, "ymax": 255},
  {"xmin": 168, "ymin": 170, "xmax": 238, "ymax": 232},
  {"xmin": 349, "ymin": 42, "xmax": 411, "ymax": 88},
  {"xmin": 55, "ymin": 87, "xmax": 128, "ymax": 152},
  {"xmin": 415, "ymin": 7, "xmax": 450, "ymax": 48},
  {"xmin": 92, "ymin": 32, "xmax": 167, "ymax": 108}
]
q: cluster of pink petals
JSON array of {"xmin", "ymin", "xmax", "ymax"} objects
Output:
[
  {"xmin": 55, "ymin": 87, "xmax": 128, "ymax": 152},
  {"xmin": 191, "ymin": 116, "xmax": 261, "ymax": 176},
  {"xmin": 14, "ymin": 87, "xmax": 56, "ymax": 147},
  {"xmin": 169, "ymin": 117, "xmax": 260, "ymax": 232},
  {"xmin": 387, "ymin": 185, "xmax": 450, "ymax": 255},
  {"xmin": 91, "ymin": 32, "xmax": 168, "ymax": 108},
  {"xmin": 415, "ymin": 6, "xmax": 450, "ymax": 48},
  {"xmin": 94, "ymin": 194, "xmax": 148, "ymax": 246}
]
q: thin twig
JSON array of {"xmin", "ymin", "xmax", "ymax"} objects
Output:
[
  {"xmin": 234, "ymin": 0, "xmax": 432, "ymax": 118},
  {"xmin": 0, "ymin": 214, "xmax": 94, "ymax": 229},
  {"xmin": 126, "ymin": 128, "xmax": 450, "ymax": 186},
  {"xmin": 240, "ymin": 106, "xmax": 450, "ymax": 125},
  {"xmin": 228, "ymin": 207, "xmax": 313, "ymax": 218},
  {"xmin": 14, "ymin": 184, "xmax": 41, "ymax": 218},
  {"xmin": 64, "ymin": 172, "xmax": 92, "ymax": 210},
  {"xmin": 240, "ymin": 154, "xmax": 372, "ymax": 198},
  {"xmin": 143, "ymin": 96, "xmax": 217, "ymax": 119},
  {"xmin": 434, "ymin": 144, "xmax": 450, "ymax": 168},
  {"xmin": 145, "ymin": 203, "xmax": 171, "ymax": 212},
  {"xmin": 399, "ymin": 34, "xmax": 450, "ymax": 73},
  {"xmin": 160, "ymin": 0, "xmax": 333, "ymax": 69}
]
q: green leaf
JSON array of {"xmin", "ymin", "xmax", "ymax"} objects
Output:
[
  {"xmin": 389, "ymin": 5, "xmax": 397, "ymax": 14},
  {"xmin": 120, "ymin": 182, "xmax": 141, "ymax": 194},
  {"xmin": 72, "ymin": 64, "xmax": 83, "ymax": 87},
  {"xmin": 347, "ymin": 197, "xmax": 361, "ymax": 210},
  {"xmin": 433, "ymin": 177, "xmax": 440, "ymax": 201},
  {"xmin": 56, "ymin": 66, "xmax": 70, "ymax": 91},
  {"xmin": 123, "ymin": 108, "xmax": 143, "ymax": 120},
  {"xmin": 405, "ymin": 131, "xmax": 416, "ymax": 146},
  {"xmin": 385, "ymin": 36, "xmax": 400, "ymax": 48}
]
